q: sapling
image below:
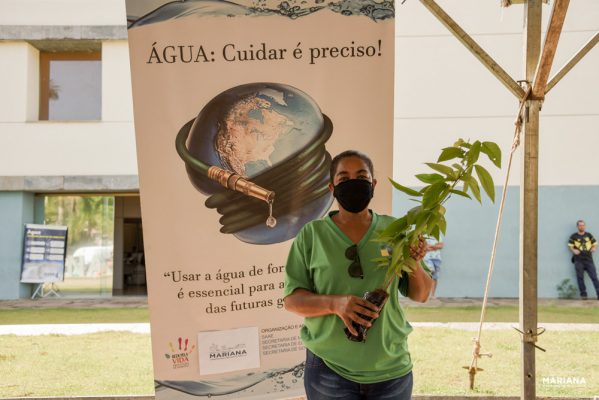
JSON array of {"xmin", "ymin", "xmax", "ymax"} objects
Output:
[{"xmin": 345, "ymin": 138, "xmax": 501, "ymax": 342}]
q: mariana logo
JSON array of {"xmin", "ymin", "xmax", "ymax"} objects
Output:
[
  {"xmin": 540, "ymin": 376, "xmax": 586, "ymax": 386},
  {"xmin": 209, "ymin": 342, "xmax": 248, "ymax": 360},
  {"xmin": 164, "ymin": 337, "xmax": 195, "ymax": 369}
]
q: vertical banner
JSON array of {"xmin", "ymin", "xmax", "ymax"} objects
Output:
[{"xmin": 125, "ymin": 0, "xmax": 394, "ymax": 398}]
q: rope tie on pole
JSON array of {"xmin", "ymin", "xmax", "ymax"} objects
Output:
[{"xmin": 464, "ymin": 86, "xmax": 532, "ymax": 389}]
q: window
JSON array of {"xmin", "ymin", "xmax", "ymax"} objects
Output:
[
  {"xmin": 39, "ymin": 52, "xmax": 102, "ymax": 120},
  {"xmin": 44, "ymin": 195, "xmax": 114, "ymax": 297}
]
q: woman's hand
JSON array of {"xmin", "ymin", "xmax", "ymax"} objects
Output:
[
  {"xmin": 409, "ymin": 236, "xmax": 428, "ymax": 262},
  {"xmin": 332, "ymin": 295, "xmax": 380, "ymax": 336},
  {"xmin": 284, "ymin": 289, "xmax": 381, "ymax": 335},
  {"xmin": 406, "ymin": 236, "xmax": 434, "ymax": 302}
]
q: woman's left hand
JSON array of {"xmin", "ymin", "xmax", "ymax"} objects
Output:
[{"xmin": 409, "ymin": 236, "xmax": 428, "ymax": 262}]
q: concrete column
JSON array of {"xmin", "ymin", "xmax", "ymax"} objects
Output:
[
  {"xmin": 0, "ymin": 192, "xmax": 35, "ymax": 299},
  {"xmin": 34, "ymin": 195, "xmax": 45, "ymax": 224},
  {"xmin": 113, "ymin": 196, "xmax": 124, "ymax": 292}
]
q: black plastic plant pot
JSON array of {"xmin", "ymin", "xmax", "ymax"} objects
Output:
[{"xmin": 344, "ymin": 288, "xmax": 389, "ymax": 342}]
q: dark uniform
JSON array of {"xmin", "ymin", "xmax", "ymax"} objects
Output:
[{"xmin": 568, "ymin": 231, "xmax": 599, "ymax": 299}]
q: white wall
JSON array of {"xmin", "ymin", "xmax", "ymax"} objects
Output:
[
  {"xmin": 0, "ymin": 122, "xmax": 137, "ymax": 176},
  {"xmin": 0, "ymin": 40, "xmax": 137, "ymax": 176},
  {"xmin": 394, "ymin": 0, "xmax": 599, "ymax": 187},
  {"xmin": 102, "ymin": 41, "xmax": 134, "ymax": 122},
  {"xmin": 1, "ymin": 0, "xmax": 597, "ymax": 182},
  {"xmin": 0, "ymin": 42, "xmax": 38, "ymax": 122},
  {"xmin": 0, "ymin": 0, "xmax": 126, "ymax": 26},
  {"xmin": 0, "ymin": 6, "xmax": 137, "ymax": 178}
]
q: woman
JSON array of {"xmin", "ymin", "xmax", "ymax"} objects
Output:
[{"xmin": 284, "ymin": 150, "xmax": 432, "ymax": 400}]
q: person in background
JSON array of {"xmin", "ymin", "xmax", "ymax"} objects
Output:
[
  {"xmin": 423, "ymin": 236, "xmax": 444, "ymax": 299},
  {"xmin": 568, "ymin": 219, "xmax": 599, "ymax": 300}
]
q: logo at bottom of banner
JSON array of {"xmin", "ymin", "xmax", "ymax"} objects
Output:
[
  {"xmin": 198, "ymin": 326, "xmax": 260, "ymax": 375},
  {"xmin": 164, "ymin": 336, "xmax": 195, "ymax": 370}
]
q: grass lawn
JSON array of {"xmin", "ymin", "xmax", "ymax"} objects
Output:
[
  {"xmin": 1, "ymin": 329, "xmax": 597, "ymax": 398},
  {"xmin": 0, "ymin": 308, "xmax": 150, "ymax": 325},
  {"xmin": 0, "ymin": 332, "xmax": 154, "ymax": 397},
  {"xmin": 1, "ymin": 304, "xmax": 599, "ymax": 325},
  {"xmin": 404, "ymin": 304, "xmax": 599, "ymax": 323},
  {"xmin": 410, "ymin": 328, "xmax": 599, "ymax": 397}
]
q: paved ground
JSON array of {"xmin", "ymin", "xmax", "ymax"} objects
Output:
[
  {"xmin": 0, "ymin": 321, "xmax": 598, "ymax": 335},
  {"xmin": 0, "ymin": 296, "xmax": 596, "ymax": 309},
  {"xmin": 0, "ymin": 295, "xmax": 148, "ymax": 309},
  {"xmin": 0, "ymin": 323, "xmax": 150, "ymax": 335}
]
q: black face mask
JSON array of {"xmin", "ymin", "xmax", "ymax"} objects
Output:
[{"xmin": 333, "ymin": 179, "xmax": 374, "ymax": 213}]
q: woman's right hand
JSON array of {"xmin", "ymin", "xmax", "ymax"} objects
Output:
[{"xmin": 332, "ymin": 295, "xmax": 380, "ymax": 336}]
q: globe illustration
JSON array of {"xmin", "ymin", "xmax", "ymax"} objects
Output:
[{"xmin": 177, "ymin": 82, "xmax": 334, "ymax": 245}]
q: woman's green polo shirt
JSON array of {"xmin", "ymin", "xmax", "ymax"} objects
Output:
[{"xmin": 284, "ymin": 211, "xmax": 414, "ymax": 384}]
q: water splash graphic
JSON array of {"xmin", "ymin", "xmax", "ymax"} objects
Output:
[
  {"xmin": 155, "ymin": 363, "xmax": 305, "ymax": 397},
  {"xmin": 129, "ymin": 0, "xmax": 394, "ymax": 27}
]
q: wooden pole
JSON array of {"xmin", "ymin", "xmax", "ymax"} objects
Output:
[
  {"xmin": 416, "ymin": 1, "xmax": 596, "ymax": 396},
  {"xmin": 532, "ymin": 0, "xmax": 570, "ymax": 98},
  {"xmin": 521, "ymin": 1, "xmax": 541, "ymax": 399}
]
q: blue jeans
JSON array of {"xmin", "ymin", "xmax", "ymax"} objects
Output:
[
  {"xmin": 574, "ymin": 259, "xmax": 599, "ymax": 298},
  {"xmin": 304, "ymin": 349, "xmax": 413, "ymax": 400}
]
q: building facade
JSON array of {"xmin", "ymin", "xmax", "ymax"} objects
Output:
[
  {"xmin": 0, "ymin": 0, "xmax": 598, "ymax": 299},
  {"xmin": 0, "ymin": 0, "xmax": 142, "ymax": 299}
]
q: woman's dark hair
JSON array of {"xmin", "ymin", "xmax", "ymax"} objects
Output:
[{"xmin": 329, "ymin": 150, "xmax": 374, "ymax": 183}]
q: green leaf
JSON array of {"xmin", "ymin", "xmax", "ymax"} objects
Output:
[
  {"xmin": 464, "ymin": 175, "xmax": 482, "ymax": 203},
  {"xmin": 415, "ymin": 211, "xmax": 431, "ymax": 231},
  {"xmin": 405, "ymin": 258, "xmax": 418, "ymax": 273},
  {"xmin": 438, "ymin": 215, "xmax": 447, "ymax": 235},
  {"xmin": 466, "ymin": 141, "xmax": 481, "ymax": 164},
  {"xmin": 425, "ymin": 162, "xmax": 455, "ymax": 177},
  {"xmin": 452, "ymin": 163, "xmax": 465, "ymax": 172},
  {"xmin": 391, "ymin": 243, "xmax": 404, "ymax": 271},
  {"xmin": 459, "ymin": 171, "xmax": 471, "ymax": 189},
  {"xmin": 400, "ymin": 242, "xmax": 412, "ymax": 261},
  {"xmin": 389, "ymin": 178, "xmax": 421, "ymax": 197},
  {"xmin": 474, "ymin": 165, "xmax": 495, "ymax": 202},
  {"xmin": 407, "ymin": 206, "xmax": 421, "ymax": 225},
  {"xmin": 381, "ymin": 216, "xmax": 408, "ymax": 238},
  {"xmin": 422, "ymin": 182, "xmax": 448, "ymax": 210},
  {"xmin": 430, "ymin": 225, "xmax": 441, "ymax": 241},
  {"xmin": 449, "ymin": 189, "xmax": 472, "ymax": 199},
  {"xmin": 482, "ymin": 141, "xmax": 502, "ymax": 168},
  {"xmin": 437, "ymin": 147, "xmax": 464, "ymax": 162},
  {"xmin": 372, "ymin": 257, "xmax": 390, "ymax": 269},
  {"xmin": 415, "ymin": 173, "xmax": 445, "ymax": 184},
  {"xmin": 454, "ymin": 138, "xmax": 472, "ymax": 149},
  {"xmin": 427, "ymin": 211, "xmax": 440, "ymax": 227}
]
